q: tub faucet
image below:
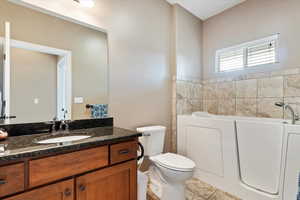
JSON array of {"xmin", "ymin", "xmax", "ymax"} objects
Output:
[{"xmin": 275, "ymin": 102, "xmax": 299, "ymax": 124}]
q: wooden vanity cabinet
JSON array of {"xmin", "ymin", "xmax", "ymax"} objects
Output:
[
  {"xmin": 110, "ymin": 141, "xmax": 138, "ymax": 165},
  {"xmin": 76, "ymin": 160, "xmax": 137, "ymax": 200},
  {"xmin": 1, "ymin": 139, "xmax": 138, "ymax": 200},
  {"xmin": 4, "ymin": 179, "xmax": 74, "ymax": 200},
  {"xmin": 0, "ymin": 163, "xmax": 25, "ymax": 197},
  {"xmin": 29, "ymin": 146, "xmax": 108, "ymax": 188}
]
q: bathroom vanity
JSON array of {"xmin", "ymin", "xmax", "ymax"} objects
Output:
[{"xmin": 0, "ymin": 118, "xmax": 141, "ymax": 200}]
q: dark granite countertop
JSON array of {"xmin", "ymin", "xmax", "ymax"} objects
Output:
[{"xmin": 0, "ymin": 126, "xmax": 142, "ymax": 163}]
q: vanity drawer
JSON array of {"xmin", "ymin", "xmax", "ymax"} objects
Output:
[
  {"xmin": 29, "ymin": 146, "xmax": 108, "ymax": 188},
  {"xmin": 0, "ymin": 163, "xmax": 25, "ymax": 198},
  {"xmin": 110, "ymin": 141, "xmax": 138, "ymax": 164}
]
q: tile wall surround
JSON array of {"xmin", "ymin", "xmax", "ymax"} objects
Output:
[
  {"xmin": 176, "ymin": 79, "xmax": 203, "ymax": 115},
  {"xmin": 176, "ymin": 67, "xmax": 300, "ymax": 119},
  {"xmin": 171, "ymin": 76, "xmax": 203, "ymax": 152}
]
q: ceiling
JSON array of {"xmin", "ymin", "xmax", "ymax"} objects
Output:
[{"xmin": 166, "ymin": 0, "xmax": 246, "ymax": 20}]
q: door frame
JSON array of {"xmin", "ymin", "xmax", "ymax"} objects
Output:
[
  {"xmin": 0, "ymin": 22, "xmax": 11, "ymax": 118},
  {"xmin": 57, "ymin": 56, "xmax": 67, "ymax": 120}
]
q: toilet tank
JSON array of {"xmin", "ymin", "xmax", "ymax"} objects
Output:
[{"xmin": 137, "ymin": 126, "xmax": 166, "ymax": 157}]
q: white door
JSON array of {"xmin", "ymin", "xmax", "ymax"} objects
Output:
[
  {"xmin": 57, "ymin": 56, "xmax": 66, "ymax": 120},
  {"xmin": 2, "ymin": 22, "xmax": 10, "ymax": 119},
  {"xmin": 236, "ymin": 120, "xmax": 284, "ymax": 195},
  {"xmin": 284, "ymin": 132, "xmax": 300, "ymax": 200}
]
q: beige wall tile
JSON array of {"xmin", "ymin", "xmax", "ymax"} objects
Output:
[
  {"xmin": 217, "ymin": 82, "xmax": 236, "ymax": 99},
  {"xmin": 177, "ymin": 98, "xmax": 193, "ymax": 115},
  {"xmin": 236, "ymin": 79, "xmax": 257, "ymax": 98},
  {"xmin": 177, "ymin": 81, "xmax": 203, "ymax": 100},
  {"xmin": 190, "ymin": 100, "xmax": 203, "ymax": 112},
  {"xmin": 186, "ymin": 82, "xmax": 194, "ymax": 99},
  {"xmin": 177, "ymin": 69, "xmax": 300, "ymax": 121},
  {"xmin": 236, "ymin": 98, "xmax": 257, "ymax": 117},
  {"xmin": 191, "ymin": 83, "xmax": 203, "ymax": 99},
  {"xmin": 176, "ymin": 98, "xmax": 183, "ymax": 115},
  {"xmin": 257, "ymin": 98, "xmax": 283, "ymax": 118},
  {"xmin": 176, "ymin": 81, "xmax": 188, "ymax": 98},
  {"xmin": 284, "ymin": 74, "xmax": 300, "ymax": 97},
  {"xmin": 203, "ymin": 83, "xmax": 218, "ymax": 100},
  {"xmin": 271, "ymin": 68, "xmax": 299, "ymax": 76},
  {"xmin": 218, "ymin": 99, "xmax": 236, "ymax": 116},
  {"xmin": 258, "ymin": 76, "xmax": 283, "ymax": 97},
  {"xmin": 203, "ymin": 100, "xmax": 218, "ymax": 114},
  {"xmin": 246, "ymin": 72, "xmax": 269, "ymax": 80}
]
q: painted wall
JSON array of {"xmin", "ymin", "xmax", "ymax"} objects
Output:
[
  {"xmin": 0, "ymin": 42, "xmax": 3, "ymax": 95},
  {"xmin": 171, "ymin": 4, "xmax": 203, "ymax": 151},
  {"xmin": 174, "ymin": 4, "xmax": 203, "ymax": 81},
  {"xmin": 11, "ymin": 0, "xmax": 173, "ymax": 150},
  {"xmin": 203, "ymin": 0, "xmax": 300, "ymax": 80},
  {"xmin": 0, "ymin": 1, "xmax": 109, "ymax": 120},
  {"xmin": 10, "ymin": 48, "xmax": 57, "ymax": 122}
]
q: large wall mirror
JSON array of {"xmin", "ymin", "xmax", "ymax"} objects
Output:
[{"xmin": 0, "ymin": 1, "xmax": 109, "ymax": 124}]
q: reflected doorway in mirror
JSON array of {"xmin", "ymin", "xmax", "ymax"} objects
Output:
[{"xmin": 0, "ymin": 25, "xmax": 72, "ymax": 122}]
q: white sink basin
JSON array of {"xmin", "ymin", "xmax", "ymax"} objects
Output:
[{"xmin": 36, "ymin": 135, "xmax": 91, "ymax": 144}]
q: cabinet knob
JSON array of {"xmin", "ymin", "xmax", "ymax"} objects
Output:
[
  {"xmin": 79, "ymin": 184, "xmax": 86, "ymax": 191},
  {"xmin": 0, "ymin": 179, "xmax": 7, "ymax": 185},
  {"xmin": 64, "ymin": 188, "xmax": 72, "ymax": 196}
]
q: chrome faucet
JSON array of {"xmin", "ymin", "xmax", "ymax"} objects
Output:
[
  {"xmin": 275, "ymin": 102, "xmax": 299, "ymax": 124},
  {"xmin": 59, "ymin": 120, "xmax": 71, "ymax": 131},
  {"xmin": 46, "ymin": 117, "xmax": 59, "ymax": 133},
  {"xmin": 59, "ymin": 110, "xmax": 71, "ymax": 131},
  {"xmin": 47, "ymin": 117, "xmax": 71, "ymax": 133}
]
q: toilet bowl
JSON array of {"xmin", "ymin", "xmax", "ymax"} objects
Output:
[
  {"xmin": 137, "ymin": 126, "xmax": 196, "ymax": 200},
  {"xmin": 150, "ymin": 153, "xmax": 195, "ymax": 200}
]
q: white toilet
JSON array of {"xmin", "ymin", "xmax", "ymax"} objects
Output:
[{"xmin": 137, "ymin": 126, "xmax": 195, "ymax": 200}]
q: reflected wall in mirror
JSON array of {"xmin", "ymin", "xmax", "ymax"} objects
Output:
[
  {"xmin": 0, "ymin": 1, "xmax": 109, "ymax": 124},
  {"xmin": 11, "ymin": 48, "xmax": 58, "ymax": 123}
]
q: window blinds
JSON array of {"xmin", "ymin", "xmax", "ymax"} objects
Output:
[
  {"xmin": 247, "ymin": 40, "xmax": 276, "ymax": 67},
  {"xmin": 216, "ymin": 34, "xmax": 278, "ymax": 72},
  {"xmin": 219, "ymin": 48, "xmax": 244, "ymax": 71}
]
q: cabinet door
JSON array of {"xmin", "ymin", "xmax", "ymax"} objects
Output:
[
  {"xmin": 76, "ymin": 160, "xmax": 137, "ymax": 200},
  {"xmin": 4, "ymin": 179, "xmax": 74, "ymax": 200}
]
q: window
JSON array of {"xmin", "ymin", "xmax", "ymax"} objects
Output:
[{"xmin": 216, "ymin": 34, "xmax": 279, "ymax": 72}]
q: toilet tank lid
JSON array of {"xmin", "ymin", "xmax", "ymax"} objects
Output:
[{"xmin": 136, "ymin": 126, "xmax": 166, "ymax": 133}]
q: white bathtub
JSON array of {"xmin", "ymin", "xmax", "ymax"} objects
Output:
[{"xmin": 178, "ymin": 112, "xmax": 300, "ymax": 200}]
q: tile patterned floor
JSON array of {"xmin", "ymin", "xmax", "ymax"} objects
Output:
[
  {"xmin": 147, "ymin": 178, "xmax": 241, "ymax": 200},
  {"xmin": 147, "ymin": 189, "xmax": 160, "ymax": 200}
]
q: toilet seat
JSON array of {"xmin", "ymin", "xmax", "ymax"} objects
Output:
[{"xmin": 151, "ymin": 153, "xmax": 195, "ymax": 172}]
